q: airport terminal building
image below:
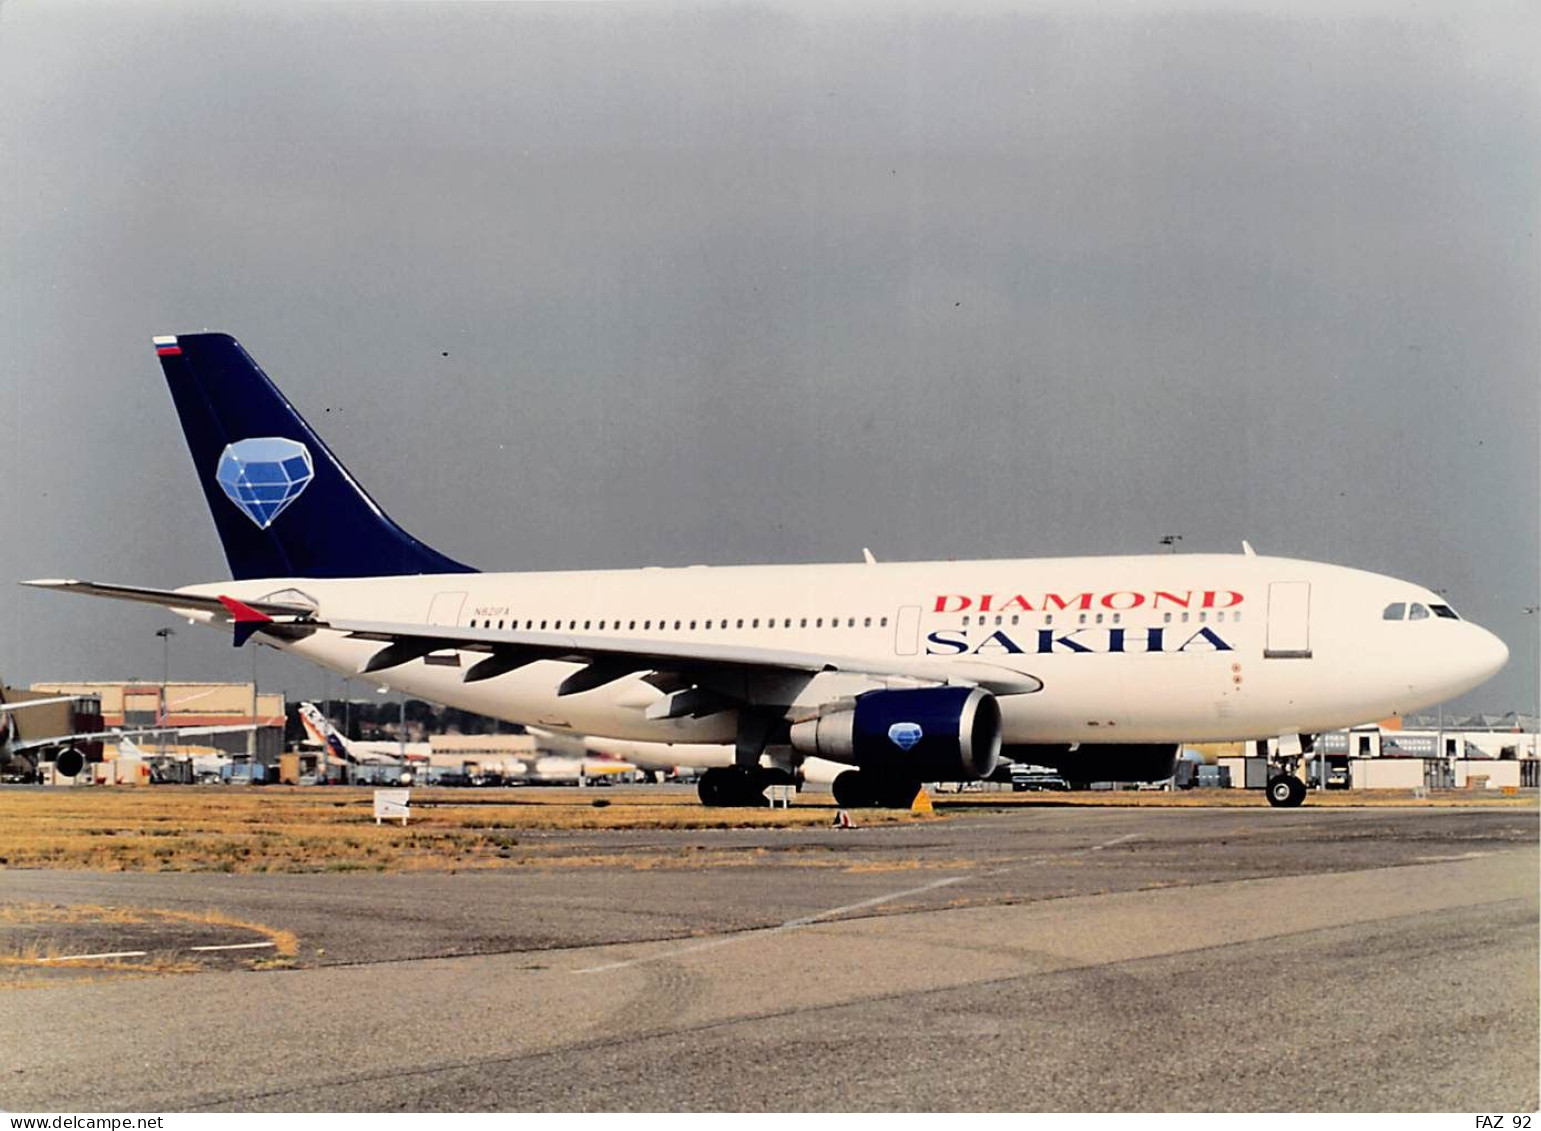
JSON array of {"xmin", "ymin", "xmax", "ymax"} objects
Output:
[{"xmin": 31, "ymin": 680, "xmax": 286, "ymax": 761}]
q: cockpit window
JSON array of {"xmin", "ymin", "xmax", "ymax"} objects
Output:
[
  {"xmin": 1382, "ymin": 602, "xmax": 1405, "ymax": 620},
  {"xmin": 1409, "ymin": 603, "xmax": 1430, "ymax": 620},
  {"xmin": 1430, "ymin": 604, "xmax": 1459, "ymax": 620}
]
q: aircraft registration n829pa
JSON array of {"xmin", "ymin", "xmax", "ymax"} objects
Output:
[{"xmin": 26, "ymin": 333, "xmax": 1508, "ymax": 808}]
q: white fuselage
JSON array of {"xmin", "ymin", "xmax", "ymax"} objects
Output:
[{"xmin": 176, "ymin": 554, "xmax": 1507, "ymax": 757}]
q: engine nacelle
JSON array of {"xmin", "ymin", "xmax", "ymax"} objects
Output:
[
  {"xmin": 53, "ymin": 746, "xmax": 86, "ymax": 778},
  {"xmin": 790, "ymin": 686, "xmax": 1001, "ymax": 781},
  {"xmin": 1003, "ymin": 743, "xmax": 1178, "ymax": 785}
]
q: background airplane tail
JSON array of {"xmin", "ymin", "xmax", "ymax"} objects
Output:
[
  {"xmin": 298, "ymin": 702, "xmax": 355, "ymax": 764},
  {"xmin": 155, "ymin": 332, "xmax": 475, "ymax": 580}
]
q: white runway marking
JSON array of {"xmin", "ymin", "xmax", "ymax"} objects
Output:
[
  {"xmin": 1087, "ymin": 832, "xmax": 1140, "ymax": 852},
  {"xmin": 40, "ymin": 940, "xmax": 276, "ymax": 962},
  {"xmin": 576, "ymin": 830, "xmax": 1141, "ymax": 975},
  {"xmin": 778, "ymin": 874, "xmax": 971, "ymax": 929},
  {"xmin": 577, "ymin": 874, "xmax": 971, "ymax": 974},
  {"xmin": 188, "ymin": 941, "xmax": 276, "ymax": 952}
]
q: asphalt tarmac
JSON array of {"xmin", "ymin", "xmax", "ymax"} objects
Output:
[{"xmin": 3, "ymin": 804, "xmax": 1536, "ymax": 1111}]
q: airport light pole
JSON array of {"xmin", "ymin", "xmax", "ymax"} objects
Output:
[
  {"xmin": 1434, "ymin": 588, "xmax": 1449, "ymax": 785},
  {"xmin": 248, "ymin": 644, "xmax": 259, "ymax": 762},
  {"xmin": 155, "ymin": 627, "xmax": 175, "ymax": 756},
  {"xmin": 376, "ymin": 684, "xmax": 410, "ymax": 764},
  {"xmin": 1526, "ymin": 606, "xmax": 1539, "ymax": 758}
]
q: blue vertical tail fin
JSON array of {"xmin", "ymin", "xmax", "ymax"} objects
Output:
[{"xmin": 156, "ymin": 332, "xmax": 475, "ymax": 580}]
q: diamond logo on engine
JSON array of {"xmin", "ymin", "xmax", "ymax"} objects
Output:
[
  {"xmin": 215, "ymin": 437, "xmax": 315, "ymax": 529},
  {"xmin": 888, "ymin": 722, "xmax": 924, "ymax": 750}
]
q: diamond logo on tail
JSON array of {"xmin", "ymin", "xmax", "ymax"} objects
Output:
[
  {"xmin": 215, "ymin": 437, "xmax": 314, "ymax": 529},
  {"xmin": 888, "ymin": 722, "xmax": 924, "ymax": 751}
]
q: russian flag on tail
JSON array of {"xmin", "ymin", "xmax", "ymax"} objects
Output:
[{"xmin": 152, "ymin": 334, "xmax": 181, "ymax": 357}]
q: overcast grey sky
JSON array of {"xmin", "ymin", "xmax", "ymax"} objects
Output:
[{"xmin": 2, "ymin": 1, "xmax": 1536, "ymax": 716}]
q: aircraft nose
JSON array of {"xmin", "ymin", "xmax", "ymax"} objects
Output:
[{"xmin": 1472, "ymin": 626, "xmax": 1510, "ymax": 681}]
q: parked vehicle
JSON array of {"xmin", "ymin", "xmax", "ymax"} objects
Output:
[{"xmin": 1010, "ymin": 764, "xmax": 1070, "ymax": 792}]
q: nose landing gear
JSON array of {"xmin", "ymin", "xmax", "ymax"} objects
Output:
[
  {"xmin": 1265, "ymin": 773, "xmax": 1307, "ymax": 807},
  {"xmin": 1263, "ymin": 733, "xmax": 1314, "ymax": 807}
]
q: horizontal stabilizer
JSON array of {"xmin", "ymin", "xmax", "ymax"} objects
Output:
[{"xmin": 21, "ymin": 579, "xmax": 314, "ymax": 619}]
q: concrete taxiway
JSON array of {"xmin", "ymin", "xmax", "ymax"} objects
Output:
[{"xmin": 2, "ymin": 804, "xmax": 1536, "ymax": 1111}]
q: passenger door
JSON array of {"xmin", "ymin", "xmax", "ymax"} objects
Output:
[
  {"xmin": 426, "ymin": 591, "xmax": 468, "ymax": 627},
  {"xmin": 1263, "ymin": 581, "xmax": 1312, "ymax": 659},
  {"xmin": 894, "ymin": 605, "xmax": 921, "ymax": 655}
]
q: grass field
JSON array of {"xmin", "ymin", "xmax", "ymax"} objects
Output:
[
  {"xmin": 0, "ymin": 784, "xmax": 1531, "ymax": 874},
  {"xmin": 0, "ymin": 785, "xmax": 923, "ymax": 873}
]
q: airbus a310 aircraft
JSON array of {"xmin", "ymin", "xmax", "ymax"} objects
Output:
[{"xmin": 26, "ymin": 334, "xmax": 1508, "ymax": 807}]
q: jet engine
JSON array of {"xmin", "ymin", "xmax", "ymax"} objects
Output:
[
  {"xmin": 53, "ymin": 746, "xmax": 86, "ymax": 777},
  {"xmin": 790, "ymin": 686, "xmax": 1001, "ymax": 782}
]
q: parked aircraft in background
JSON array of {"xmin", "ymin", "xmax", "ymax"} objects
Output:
[
  {"xmin": 0, "ymin": 693, "xmax": 255, "ymax": 779},
  {"xmin": 297, "ymin": 701, "xmax": 429, "ymax": 765},
  {"xmin": 299, "ymin": 700, "xmax": 633, "ymax": 785},
  {"xmin": 26, "ymin": 333, "xmax": 1509, "ymax": 807},
  {"xmin": 516, "ymin": 736, "xmax": 638, "ymax": 785}
]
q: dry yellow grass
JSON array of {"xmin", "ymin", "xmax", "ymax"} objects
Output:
[
  {"xmin": 0, "ymin": 949, "xmax": 201, "ymax": 977},
  {"xmin": 1, "ymin": 785, "xmax": 1527, "ymax": 875},
  {"xmin": 0, "ymin": 786, "xmax": 932, "ymax": 873}
]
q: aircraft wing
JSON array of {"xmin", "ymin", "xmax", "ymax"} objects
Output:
[
  {"xmin": 22, "ymin": 577, "xmax": 1044, "ymax": 708},
  {"xmin": 6, "ymin": 724, "xmax": 258, "ymax": 755},
  {"xmin": 325, "ymin": 617, "xmax": 1043, "ymax": 701},
  {"xmin": 0, "ymin": 695, "xmax": 79, "ymax": 714}
]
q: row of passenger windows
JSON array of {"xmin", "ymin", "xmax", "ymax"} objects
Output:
[
  {"xmin": 466, "ymin": 609, "xmax": 1245, "ymax": 633},
  {"xmin": 468, "ymin": 615, "xmax": 892, "ymax": 632},
  {"xmin": 1382, "ymin": 602, "xmax": 1459, "ymax": 621},
  {"xmin": 961, "ymin": 610, "xmax": 1240, "ymax": 627}
]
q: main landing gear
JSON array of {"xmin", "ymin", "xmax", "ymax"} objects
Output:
[
  {"xmin": 831, "ymin": 770, "xmax": 922, "ymax": 809},
  {"xmin": 697, "ymin": 765, "xmax": 792, "ymax": 807},
  {"xmin": 698, "ymin": 709, "xmax": 794, "ymax": 807}
]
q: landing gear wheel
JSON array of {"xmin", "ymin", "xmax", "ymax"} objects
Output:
[
  {"xmin": 697, "ymin": 766, "xmax": 770, "ymax": 807},
  {"xmin": 832, "ymin": 772, "xmax": 918, "ymax": 808},
  {"xmin": 1266, "ymin": 774, "xmax": 1307, "ymax": 808},
  {"xmin": 697, "ymin": 769, "xmax": 725, "ymax": 806},
  {"xmin": 876, "ymin": 779, "xmax": 922, "ymax": 809},
  {"xmin": 832, "ymin": 770, "xmax": 873, "ymax": 808}
]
